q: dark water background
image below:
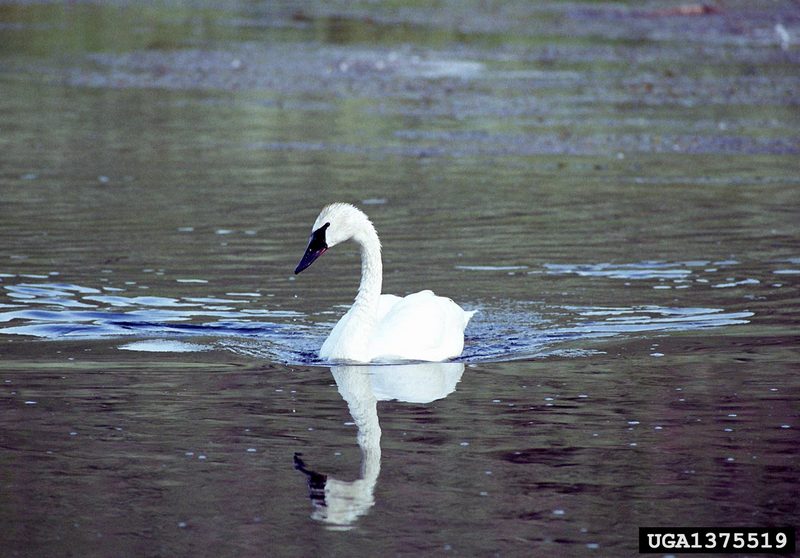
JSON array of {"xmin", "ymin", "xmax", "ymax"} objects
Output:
[{"xmin": 1, "ymin": 1, "xmax": 799, "ymax": 556}]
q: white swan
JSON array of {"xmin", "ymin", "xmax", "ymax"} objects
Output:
[{"xmin": 294, "ymin": 203, "xmax": 475, "ymax": 362}]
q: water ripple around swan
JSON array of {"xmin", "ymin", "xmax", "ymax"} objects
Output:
[{"xmin": 0, "ymin": 279, "xmax": 752, "ymax": 365}]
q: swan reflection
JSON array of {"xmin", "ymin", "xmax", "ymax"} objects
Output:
[{"xmin": 294, "ymin": 361, "xmax": 465, "ymax": 529}]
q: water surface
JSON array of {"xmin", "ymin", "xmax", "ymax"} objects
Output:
[{"xmin": 1, "ymin": 1, "xmax": 798, "ymax": 556}]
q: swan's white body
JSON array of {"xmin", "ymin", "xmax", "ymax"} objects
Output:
[
  {"xmin": 321, "ymin": 289, "xmax": 472, "ymax": 362},
  {"xmin": 295, "ymin": 203, "xmax": 475, "ymax": 363}
]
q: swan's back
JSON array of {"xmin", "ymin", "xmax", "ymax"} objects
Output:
[{"xmin": 369, "ymin": 290, "xmax": 475, "ymax": 362}]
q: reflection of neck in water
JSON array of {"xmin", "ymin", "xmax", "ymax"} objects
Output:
[{"xmin": 294, "ymin": 362, "xmax": 465, "ymax": 529}]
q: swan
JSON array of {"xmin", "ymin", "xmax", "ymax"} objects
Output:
[{"xmin": 294, "ymin": 203, "xmax": 475, "ymax": 362}]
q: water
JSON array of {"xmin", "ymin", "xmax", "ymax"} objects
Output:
[{"xmin": 1, "ymin": 1, "xmax": 799, "ymax": 556}]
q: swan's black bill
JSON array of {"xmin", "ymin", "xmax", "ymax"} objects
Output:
[{"xmin": 294, "ymin": 223, "xmax": 329, "ymax": 274}]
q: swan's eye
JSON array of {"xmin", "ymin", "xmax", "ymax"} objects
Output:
[{"xmin": 309, "ymin": 222, "xmax": 330, "ymax": 250}]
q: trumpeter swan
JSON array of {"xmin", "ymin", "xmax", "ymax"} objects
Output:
[{"xmin": 294, "ymin": 203, "xmax": 475, "ymax": 362}]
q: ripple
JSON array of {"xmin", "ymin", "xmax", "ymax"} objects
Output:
[
  {"xmin": 455, "ymin": 265, "xmax": 529, "ymax": 271},
  {"xmin": 459, "ymin": 304, "xmax": 752, "ymax": 363},
  {"xmin": 712, "ymin": 278, "xmax": 760, "ymax": 288},
  {"xmin": 119, "ymin": 340, "xmax": 213, "ymax": 352},
  {"xmin": 0, "ymin": 280, "xmax": 752, "ymax": 364},
  {"xmin": 544, "ymin": 261, "xmax": 698, "ymax": 280},
  {"xmin": 0, "ymin": 282, "xmax": 302, "ymax": 347}
]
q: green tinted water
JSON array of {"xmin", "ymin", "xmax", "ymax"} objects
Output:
[{"xmin": 1, "ymin": 1, "xmax": 798, "ymax": 556}]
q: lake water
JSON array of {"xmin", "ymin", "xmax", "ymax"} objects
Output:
[{"xmin": 1, "ymin": 1, "xmax": 799, "ymax": 556}]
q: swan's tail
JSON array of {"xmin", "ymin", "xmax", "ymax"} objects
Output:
[{"xmin": 464, "ymin": 309, "xmax": 478, "ymax": 327}]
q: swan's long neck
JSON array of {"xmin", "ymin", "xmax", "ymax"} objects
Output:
[{"xmin": 351, "ymin": 224, "xmax": 382, "ymax": 320}]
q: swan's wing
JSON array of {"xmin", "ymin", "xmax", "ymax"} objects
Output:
[
  {"xmin": 320, "ymin": 295, "xmax": 405, "ymax": 361},
  {"xmin": 377, "ymin": 294, "xmax": 403, "ymax": 323},
  {"xmin": 369, "ymin": 291, "xmax": 471, "ymax": 361}
]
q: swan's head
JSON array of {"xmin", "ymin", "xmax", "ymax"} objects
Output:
[{"xmin": 294, "ymin": 203, "xmax": 377, "ymax": 274}]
